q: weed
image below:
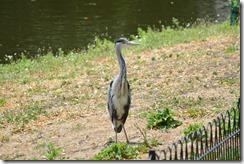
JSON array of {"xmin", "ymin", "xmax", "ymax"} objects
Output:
[
  {"xmin": 212, "ymin": 71, "xmax": 218, "ymax": 75},
  {"xmin": 172, "ymin": 17, "xmax": 182, "ymax": 29},
  {"xmin": 0, "ymin": 97, "xmax": 6, "ymax": 107},
  {"xmin": 41, "ymin": 142, "xmax": 62, "ymax": 160},
  {"xmin": 147, "ymin": 138, "xmax": 162, "ymax": 147},
  {"xmin": 92, "ymin": 142, "xmax": 138, "ymax": 160},
  {"xmin": 181, "ymin": 122, "xmax": 203, "ymax": 141},
  {"xmin": 225, "ymin": 45, "xmax": 240, "ymax": 54},
  {"xmin": 74, "ymin": 123, "xmax": 85, "ymax": 130},
  {"xmin": 146, "ymin": 107, "xmax": 182, "ymax": 130},
  {"xmin": 151, "ymin": 57, "xmax": 156, "ymax": 61},
  {"xmin": 187, "ymin": 107, "xmax": 206, "ymax": 118}
]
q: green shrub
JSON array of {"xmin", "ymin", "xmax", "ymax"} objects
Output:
[
  {"xmin": 146, "ymin": 107, "xmax": 182, "ymax": 130},
  {"xmin": 92, "ymin": 142, "xmax": 138, "ymax": 160}
]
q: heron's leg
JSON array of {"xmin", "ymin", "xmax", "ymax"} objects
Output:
[
  {"xmin": 115, "ymin": 120, "xmax": 117, "ymax": 143},
  {"xmin": 122, "ymin": 124, "xmax": 129, "ymax": 143}
]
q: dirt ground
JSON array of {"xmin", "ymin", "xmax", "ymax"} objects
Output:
[{"xmin": 0, "ymin": 34, "xmax": 240, "ymax": 160}]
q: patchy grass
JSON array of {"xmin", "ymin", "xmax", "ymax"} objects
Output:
[{"xmin": 2, "ymin": 102, "xmax": 46, "ymax": 130}]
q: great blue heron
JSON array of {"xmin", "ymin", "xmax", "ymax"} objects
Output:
[{"xmin": 107, "ymin": 38, "xmax": 140, "ymax": 143}]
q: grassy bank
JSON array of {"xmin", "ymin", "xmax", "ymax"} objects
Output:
[
  {"xmin": 0, "ymin": 20, "xmax": 240, "ymax": 160},
  {"xmin": 0, "ymin": 20, "xmax": 239, "ymax": 83}
]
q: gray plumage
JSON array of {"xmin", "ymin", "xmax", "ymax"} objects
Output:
[{"xmin": 107, "ymin": 38, "xmax": 140, "ymax": 143}]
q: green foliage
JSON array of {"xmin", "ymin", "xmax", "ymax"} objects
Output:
[
  {"xmin": 41, "ymin": 142, "xmax": 62, "ymax": 160},
  {"xmin": 146, "ymin": 107, "xmax": 182, "ymax": 130},
  {"xmin": 181, "ymin": 122, "xmax": 203, "ymax": 141},
  {"xmin": 147, "ymin": 138, "xmax": 162, "ymax": 147},
  {"xmin": 225, "ymin": 44, "xmax": 240, "ymax": 54},
  {"xmin": 86, "ymin": 36, "xmax": 114, "ymax": 57},
  {"xmin": 92, "ymin": 142, "xmax": 138, "ymax": 160},
  {"xmin": 0, "ymin": 97, "xmax": 6, "ymax": 107},
  {"xmin": 172, "ymin": 17, "xmax": 181, "ymax": 29}
]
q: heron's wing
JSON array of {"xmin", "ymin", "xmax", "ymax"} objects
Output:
[
  {"xmin": 107, "ymin": 79, "xmax": 115, "ymax": 119},
  {"xmin": 121, "ymin": 81, "xmax": 131, "ymax": 124}
]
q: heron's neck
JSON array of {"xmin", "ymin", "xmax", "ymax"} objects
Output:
[{"xmin": 116, "ymin": 48, "xmax": 127, "ymax": 80}]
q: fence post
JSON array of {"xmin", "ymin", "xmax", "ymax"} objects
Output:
[{"xmin": 149, "ymin": 150, "xmax": 156, "ymax": 160}]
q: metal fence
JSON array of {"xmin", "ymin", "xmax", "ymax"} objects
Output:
[{"xmin": 149, "ymin": 98, "xmax": 241, "ymax": 160}]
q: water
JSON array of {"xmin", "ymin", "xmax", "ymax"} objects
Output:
[{"xmin": 0, "ymin": 0, "xmax": 230, "ymax": 63}]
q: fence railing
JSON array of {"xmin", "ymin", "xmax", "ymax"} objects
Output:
[{"xmin": 149, "ymin": 98, "xmax": 240, "ymax": 160}]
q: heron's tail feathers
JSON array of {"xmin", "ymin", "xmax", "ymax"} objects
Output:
[
  {"xmin": 114, "ymin": 125, "xmax": 122, "ymax": 133},
  {"xmin": 112, "ymin": 122, "xmax": 123, "ymax": 133}
]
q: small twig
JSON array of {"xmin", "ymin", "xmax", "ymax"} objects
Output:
[{"xmin": 134, "ymin": 123, "xmax": 149, "ymax": 147}]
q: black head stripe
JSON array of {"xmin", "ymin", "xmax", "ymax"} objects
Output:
[{"xmin": 115, "ymin": 38, "xmax": 128, "ymax": 44}]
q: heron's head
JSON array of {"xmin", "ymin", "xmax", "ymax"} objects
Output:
[{"xmin": 115, "ymin": 38, "xmax": 140, "ymax": 49}]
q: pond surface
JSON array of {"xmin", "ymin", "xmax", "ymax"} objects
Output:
[{"xmin": 0, "ymin": 0, "xmax": 230, "ymax": 63}]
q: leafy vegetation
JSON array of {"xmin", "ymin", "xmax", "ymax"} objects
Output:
[
  {"xmin": 92, "ymin": 142, "xmax": 139, "ymax": 160},
  {"xmin": 146, "ymin": 107, "xmax": 182, "ymax": 130},
  {"xmin": 35, "ymin": 142, "xmax": 67, "ymax": 160},
  {"xmin": 42, "ymin": 142, "xmax": 62, "ymax": 160},
  {"xmin": 181, "ymin": 122, "xmax": 203, "ymax": 141}
]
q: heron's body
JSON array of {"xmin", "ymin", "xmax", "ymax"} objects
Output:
[
  {"xmin": 108, "ymin": 76, "xmax": 130, "ymax": 133},
  {"xmin": 107, "ymin": 38, "xmax": 139, "ymax": 143}
]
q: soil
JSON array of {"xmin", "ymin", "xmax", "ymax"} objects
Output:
[{"xmin": 0, "ymin": 34, "xmax": 240, "ymax": 160}]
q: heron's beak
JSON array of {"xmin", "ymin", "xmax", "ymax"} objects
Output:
[{"xmin": 127, "ymin": 41, "xmax": 140, "ymax": 46}]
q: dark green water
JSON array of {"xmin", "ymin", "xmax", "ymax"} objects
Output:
[{"xmin": 0, "ymin": 0, "xmax": 230, "ymax": 63}]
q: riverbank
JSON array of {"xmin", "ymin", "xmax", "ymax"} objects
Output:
[{"xmin": 0, "ymin": 21, "xmax": 240, "ymax": 160}]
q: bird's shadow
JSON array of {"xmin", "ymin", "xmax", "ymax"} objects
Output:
[
  {"xmin": 127, "ymin": 141, "xmax": 145, "ymax": 145},
  {"xmin": 104, "ymin": 138, "xmax": 146, "ymax": 146}
]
